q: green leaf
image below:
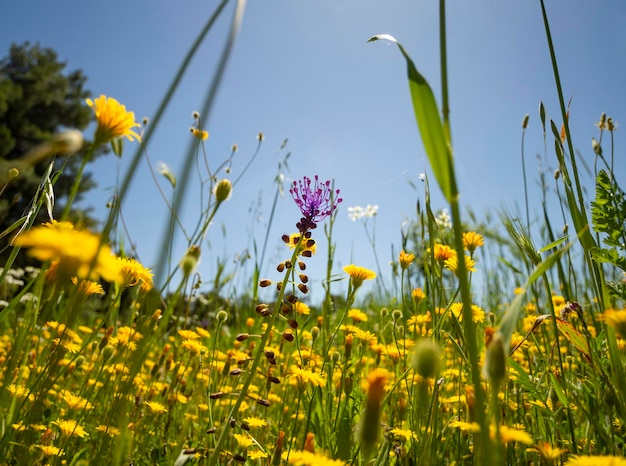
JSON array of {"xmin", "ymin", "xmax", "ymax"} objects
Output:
[{"xmin": 369, "ymin": 34, "xmax": 453, "ymax": 202}]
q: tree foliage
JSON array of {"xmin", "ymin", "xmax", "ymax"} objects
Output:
[{"xmin": 0, "ymin": 42, "xmax": 100, "ymax": 263}]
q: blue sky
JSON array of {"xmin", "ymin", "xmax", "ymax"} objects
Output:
[{"xmin": 2, "ymin": 1, "xmax": 625, "ymax": 303}]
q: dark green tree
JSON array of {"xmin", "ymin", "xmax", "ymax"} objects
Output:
[{"xmin": 0, "ymin": 42, "xmax": 100, "ymax": 264}]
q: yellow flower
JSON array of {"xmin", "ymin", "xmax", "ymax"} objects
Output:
[
  {"xmin": 462, "ymin": 231, "xmax": 484, "ymax": 253},
  {"xmin": 95, "ymin": 425, "xmax": 120, "ymax": 437},
  {"xmin": 59, "ymin": 391, "xmax": 92, "ymax": 410},
  {"xmin": 389, "ymin": 427, "xmax": 417, "ymax": 442},
  {"xmin": 115, "ymin": 257, "xmax": 153, "ymax": 291},
  {"xmin": 398, "ymin": 250, "xmax": 415, "ymax": 270},
  {"xmin": 491, "ymin": 425, "xmax": 533, "ymax": 445},
  {"xmin": 86, "ymin": 95, "xmax": 141, "ymax": 145},
  {"xmin": 448, "ymin": 420, "xmax": 480, "ymax": 433},
  {"xmin": 433, "ymin": 244, "xmax": 456, "ymax": 262},
  {"xmin": 144, "ymin": 401, "xmax": 168, "ymax": 414},
  {"xmin": 34, "ymin": 445, "xmax": 64, "ymax": 456},
  {"xmin": 294, "ymin": 302, "xmax": 311, "ymax": 315},
  {"xmin": 566, "ymin": 456, "xmax": 626, "ymax": 466},
  {"xmin": 182, "ymin": 339, "xmax": 207, "ymax": 354},
  {"xmin": 412, "ymin": 287, "xmax": 426, "ymax": 302},
  {"xmin": 444, "ymin": 254, "xmax": 477, "ymax": 274},
  {"xmin": 289, "ymin": 367, "xmax": 326, "ymax": 388},
  {"xmin": 14, "ymin": 221, "xmax": 120, "ymax": 283},
  {"xmin": 233, "ymin": 433, "xmax": 254, "ymax": 449},
  {"xmin": 248, "ymin": 450, "xmax": 269, "ymax": 460},
  {"xmin": 286, "ymin": 233, "xmax": 317, "ymax": 256},
  {"xmin": 450, "ymin": 302, "xmax": 486, "ymax": 323},
  {"xmin": 343, "ymin": 264, "xmax": 376, "ymax": 289},
  {"xmin": 348, "ymin": 308, "xmax": 368, "ymax": 323},
  {"xmin": 601, "ymin": 309, "xmax": 626, "ymax": 339},
  {"xmin": 243, "ymin": 417, "xmax": 268, "ymax": 428},
  {"xmin": 532, "ymin": 442, "xmax": 566, "ymax": 462},
  {"xmin": 52, "ymin": 419, "xmax": 89, "ymax": 438},
  {"xmin": 284, "ymin": 450, "xmax": 345, "ymax": 465},
  {"xmin": 72, "ymin": 278, "xmax": 105, "ymax": 296},
  {"xmin": 190, "ymin": 127, "xmax": 209, "ymax": 141}
]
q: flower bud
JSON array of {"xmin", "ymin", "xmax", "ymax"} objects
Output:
[
  {"xmin": 51, "ymin": 130, "xmax": 84, "ymax": 155},
  {"xmin": 411, "ymin": 338, "xmax": 441, "ymax": 379},
  {"xmin": 214, "ymin": 179, "xmax": 232, "ymax": 203},
  {"xmin": 483, "ymin": 331, "xmax": 506, "ymax": 386},
  {"xmin": 180, "ymin": 246, "xmax": 201, "ymax": 276},
  {"xmin": 522, "ymin": 114, "xmax": 529, "ymax": 129}
]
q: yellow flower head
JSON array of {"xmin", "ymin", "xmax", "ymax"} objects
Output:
[
  {"xmin": 14, "ymin": 221, "xmax": 120, "ymax": 283},
  {"xmin": 398, "ymin": 250, "xmax": 415, "ymax": 270},
  {"xmin": 52, "ymin": 419, "xmax": 89, "ymax": 438},
  {"xmin": 444, "ymin": 254, "xmax": 477, "ymax": 275},
  {"xmin": 412, "ymin": 287, "xmax": 426, "ymax": 302},
  {"xmin": 365, "ymin": 368, "xmax": 388, "ymax": 404},
  {"xmin": 348, "ymin": 308, "xmax": 368, "ymax": 323},
  {"xmin": 462, "ymin": 231, "xmax": 485, "ymax": 254},
  {"xmin": 343, "ymin": 264, "xmax": 376, "ymax": 289},
  {"xmin": 144, "ymin": 401, "xmax": 168, "ymax": 414},
  {"xmin": 601, "ymin": 309, "xmax": 626, "ymax": 339},
  {"xmin": 86, "ymin": 95, "xmax": 141, "ymax": 145},
  {"xmin": 190, "ymin": 127, "xmax": 209, "ymax": 141},
  {"xmin": 566, "ymin": 455, "xmax": 626, "ymax": 466},
  {"xmin": 433, "ymin": 244, "xmax": 456, "ymax": 262},
  {"xmin": 115, "ymin": 257, "xmax": 153, "ymax": 291}
]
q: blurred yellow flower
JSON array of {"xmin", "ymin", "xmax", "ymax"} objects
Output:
[
  {"xmin": 566, "ymin": 456, "xmax": 626, "ymax": 466},
  {"xmin": 348, "ymin": 308, "xmax": 368, "ymax": 323},
  {"xmin": 52, "ymin": 419, "xmax": 89, "ymax": 438},
  {"xmin": 86, "ymin": 95, "xmax": 141, "ymax": 145},
  {"xmin": 190, "ymin": 127, "xmax": 209, "ymax": 141},
  {"xmin": 116, "ymin": 257, "xmax": 153, "ymax": 291},
  {"xmin": 444, "ymin": 255, "xmax": 477, "ymax": 274},
  {"xmin": 343, "ymin": 264, "xmax": 376, "ymax": 289},
  {"xmin": 433, "ymin": 244, "xmax": 456, "ymax": 262},
  {"xmin": 398, "ymin": 250, "xmax": 415, "ymax": 270},
  {"xmin": 144, "ymin": 401, "xmax": 168, "ymax": 414},
  {"xmin": 14, "ymin": 221, "xmax": 119, "ymax": 283},
  {"xmin": 462, "ymin": 232, "xmax": 484, "ymax": 253}
]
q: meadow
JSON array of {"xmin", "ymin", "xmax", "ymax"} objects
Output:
[{"xmin": 1, "ymin": 2, "xmax": 626, "ymax": 465}]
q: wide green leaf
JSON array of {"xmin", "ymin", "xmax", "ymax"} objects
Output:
[{"xmin": 369, "ymin": 34, "xmax": 453, "ymax": 202}]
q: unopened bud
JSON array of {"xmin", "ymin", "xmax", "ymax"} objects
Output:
[
  {"xmin": 214, "ymin": 179, "xmax": 232, "ymax": 203},
  {"xmin": 51, "ymin": 130, "xmax": 84, "ymax": 155},
  {"xmin": 411, "ymin": 338, "xmax": 441, "ymax": 379},
  {"xmin": 180, "ymin": 246, "xmax": 201, "ymax": 276},
  {"xmin": 8, "ymin": 167, "xmax": 19, "ymax": 179},
  {"xmin": 522, "ymin": 114, "xmax": 529, "ymax": 129},
  {"xmin": 216, "ymin": 310, "xmax": 228, "ymax": 322},
  {"xmin": 483, "ymin": 332, "xmax": 506, "ymax": 386}
]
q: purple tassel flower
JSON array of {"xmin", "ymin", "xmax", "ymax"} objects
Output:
[{"xmin": 290, "ymin": 175, "xmax": 342, "ymax": 232}]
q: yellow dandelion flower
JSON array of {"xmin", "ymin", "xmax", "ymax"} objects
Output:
[
  {"xmin": 448, "ymin": 420, "xmax": 480, "ymax": 433},
  {"xmin": 286, "ymin": 232, "xmax": 317, "ymax": 256},
  {"xmin": 14, "ymin": 221, "xmax": 120, "ymax": 283},
  {"xmin": 59, "ymin": 391, "xmax": 92, "ymax": 410},
  {"xmin": 444, "ymin": 254, "xmax": 477, "ymax": 274},
  {"xmin": 343, "ymin": 264, "xmax": 376, "ymax": 289},
  {"xmin": 190, "ymin": 127, "xmax": 209, "ymax": 141},
  {"xmin": 243, "ymin": 417, "xmax": 268, "ymax": 428},
  {"xmin": 86, "ymin": 95, "xmax": 141, "ymax": 145},
  {"xmin": 566, "ymin": 456, "xmax": 626, "ymax": 466},
  {"xmin": 72, "ymin": 278, "xmax": 105, "ymax": 296},
  {"xmin": 284, "ymin": 450, "xmax": 345, "ymax": 465},
  {"xmin": 52, "ymin": 419, "xmax": 89, "ymax": 438},
  {"xmin": 289, "ymin": 367, "xmax": 327, "ymax": 388},
  {"xmin": 233, "ymin": 433, "xmax": 255, "ymax": 449},
  {"xmin": 182, "ymin": 339, "xmax": 207, "ymax": 354},
  {"xmin": 493, "ymin": 425, "xmax": 533, "ymax": 445},
  {"xmin": 35, "ymin": 445, "xmax": 64, "ymax": 456},
  {"xmin": 144, "ymin": 401, "xmax": 168, "ymax": 414},
  {"xmin": 178, "ymin": 329, "xmax": 201, "ymax": 340},
  {"xmin": 398, "ymin": 250, "xmax": 415, "ymax": 270},
  {"xmin": 389, "ymin": 427, "xmax": 417, "ymax": 442},
  {"xmin": 433, "ymin": 244, "xmax": 456, "ymax": 262},
  {"xmin": 449, "ymin": 302, "xmax": 485, "ymax": 323},
  {"xmin": 532, "ymin": 442, "xmax": 566, "ymax": 461},
  {"xmin": 412, "ymin": 287, "xmax": 426, "ymax": 302},
  {"xmin": 294, "ymin": 302, "xmax": 311, "ymax": 315},
  {"xmin": 248, "ymin": 450, "xmax": 269, "ymax": 460},
  {"xmin": 462, "ymin": 232, "xmax": 484, "ymax": 253},
  {"xmin": 348, "ymin": 308, "xmax": 368, "ymax": 323},
  {"xmin": 115, "ymin": 257, "xmax": 153, "ymax": 291},
  {"xmin": 95, "ymin": 425, "xmax": 120, "ymax": 437},
  {"xmin": 601, "ymin": 309, "xmax": 626, "ymax": 339},
  {"xmin": 12, "ymin": 422, "xmax": 27, "ymax": 431},
  {"xmin": 195, "ymin": 327, "xmax": 210, "ymax": 338}
]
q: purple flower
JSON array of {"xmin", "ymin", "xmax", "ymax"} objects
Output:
[{"xmin": 290, "ymin": 175, "xmax": 342, "ymax": 231}]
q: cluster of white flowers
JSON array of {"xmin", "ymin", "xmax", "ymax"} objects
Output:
[
  {"xmin": 347, "ymin": 204, "xmax": 379, "ymax": 222},
  {"xmin": 435, "ymin": 208, "xmax": 452, "ymax": 229}
]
